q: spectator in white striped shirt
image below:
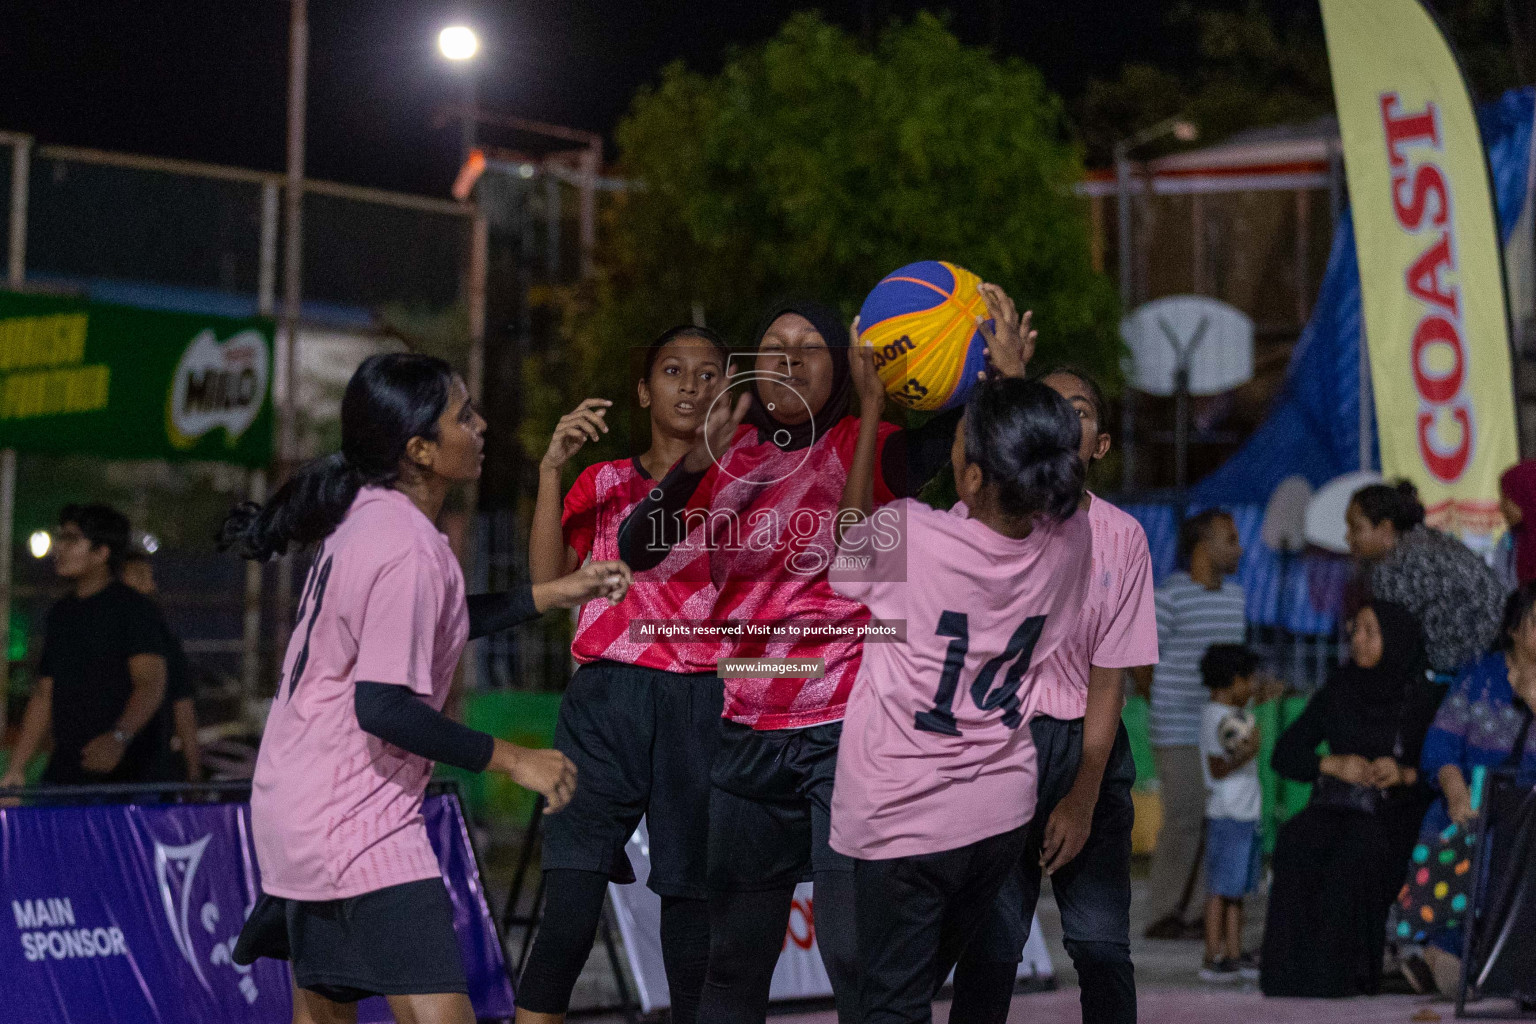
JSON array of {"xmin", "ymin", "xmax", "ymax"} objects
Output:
[{"xmin": 1144, "ymin": 509, "xmax": 1246, "ymax": 939}]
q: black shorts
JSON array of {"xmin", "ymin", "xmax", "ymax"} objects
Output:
[
  {"xmin": 967, "ymin": 716, "xmax": 1137, "ymax": 963},
  {"xmin": 232, "ymin": 878, "xmax": 467, "ymax": 1002},
  {"xmin": 857, "ymin": 824, "xmax": 1031, "ymax": 1022},
  {"xmin": 541, "ymin": 661, "xmax": 724, "ymax": 899},
  {"xmin": 707, "ymin": 719, "xmax": 853, "ymax": 892}
]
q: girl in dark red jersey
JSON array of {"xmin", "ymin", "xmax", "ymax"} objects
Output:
[
  {"xmin": 619, "ymin": 299, "xmax": 1032, "ymax": 1023},
  {"xmin": 515, "ymin": 326, "xmax": 730, "ymax": 1024}
]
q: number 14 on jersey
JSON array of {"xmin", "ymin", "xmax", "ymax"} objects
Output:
[{"xmin": 913, "ymin": 610, "xmax": 1046, "ymax": 735}]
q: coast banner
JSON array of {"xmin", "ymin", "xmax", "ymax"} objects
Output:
[{"xmin": 1320, "ymin": 0, "xmax": 1520, "ymax": 543}]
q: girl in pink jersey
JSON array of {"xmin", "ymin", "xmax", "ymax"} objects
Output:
[
  {"xmin": 515, "ymin": 327, "xmax": 729, "ymax": 1024},
  {"xmin": 618, "ymin": 299, "xmax": 1030, "ymax": 1023},
  {"xmin": 829, "ymin": 362, "xmax": 1092, "ymax": 1024},
  {"xmin": 223, "ymin": 354, "xmax": 630, "ymax": 1024}
]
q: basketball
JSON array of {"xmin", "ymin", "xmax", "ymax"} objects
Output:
[
  {"xmin": 856, "ymin": 260, "xmax": 992, "ymax": 411},
  {"xmin": 1217, "ymin": 709, "xmax": 1257, "ymax": 755}
]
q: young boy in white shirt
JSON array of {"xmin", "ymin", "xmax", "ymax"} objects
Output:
[{"xmin": 1197, "ymin": 644, "xmax": 1264, "ymax": 982}]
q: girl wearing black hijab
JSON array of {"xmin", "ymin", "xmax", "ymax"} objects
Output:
[
  {"xmin": 1260, "ymin": 600, "xmax": 1440, "ymax": 997},
  {"xmin": 619, "ymin": 297, "xmax": 1028, "ymax": 1023}
]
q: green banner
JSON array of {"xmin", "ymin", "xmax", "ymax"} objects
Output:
[{"xmin": 0, "ymin": 292, "xmax": 274, "ymax": 466}]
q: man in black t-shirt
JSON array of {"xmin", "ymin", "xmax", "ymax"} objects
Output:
[
  {"xmin": 0, "ymin": 504, "xmax": 168, "ymax": 789},
  {"xmin": 121, "ymin": 551, "xmax": 202, "ymax": 783}
]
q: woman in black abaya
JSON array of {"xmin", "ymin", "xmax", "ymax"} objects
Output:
[{"xmin": 1260, "ymin": 600, "xmax": 1439, "ymax": 997}]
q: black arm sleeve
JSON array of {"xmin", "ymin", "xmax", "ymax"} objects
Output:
[
  {"xmin": 616, "ymin": 462, "xmax": 709, "ymax": 572},
  {"xmin": 354, "ymin": 681, "xmax": 495, "ymax": 772},
  {"xmin": 1271, "ymin": 688, "xmax": 1332, "ymax": 783},
  {"xmin": 879, "ymin": 407, "xmax": 963, "ymax": 499},
  {"xmin": 467, "ymin": 584, "xmax": 540, "ymax": 640}
]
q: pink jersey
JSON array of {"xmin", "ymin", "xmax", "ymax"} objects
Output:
[
  {"xmin": 563, "ymin": 457, "xmax": 722, "ymax": 672},
  {"xmin": 828, "ymin": 499, "xmax": 1092, "ymax": 860},
  {"xmin": 251, "ymin": 487, "xmax": 469, "ymax": 900},
  {"xmin": 698, "ymin": 416, "xmax": 898, "ymax": 729},
  {"xmin": 951, "ymin": 495, "xmax": 1158, "ymax": 721}
]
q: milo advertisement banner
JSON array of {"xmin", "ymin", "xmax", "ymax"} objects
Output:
[{"xmin": 0, "ymin": 291, "xmax": 274, "ymax": 466}]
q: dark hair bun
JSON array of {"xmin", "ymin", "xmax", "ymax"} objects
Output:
[{"xmin": 961, "ymin": 378, "xmax": 1085, "ymax": 523}]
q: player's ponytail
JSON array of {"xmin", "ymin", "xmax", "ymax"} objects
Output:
[
  {"xmin": 962, "ymin": 378, "xmax": 1084, "ymax": 523},
  {"xmin": 219, "ymin": 352, "xmax": 455, "ymax": 560}
]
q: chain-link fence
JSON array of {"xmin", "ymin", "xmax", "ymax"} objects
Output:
[{"xmin": 0, "ymin": 131, "xmax": 483, "ymax": 735}]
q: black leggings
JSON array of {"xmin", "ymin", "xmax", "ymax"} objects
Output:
[
  {"xmin": 515, "ymin": 869, "xmax": 710, "ymax": 1023},
  {"xmin": 696, "ymin": 870, "xmax": 860, "ymax": 1024}
]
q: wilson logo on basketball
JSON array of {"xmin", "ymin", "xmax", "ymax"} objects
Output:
[{"xmin": 869, "ymin": 334, "xmax": 915, "ymax": 370}]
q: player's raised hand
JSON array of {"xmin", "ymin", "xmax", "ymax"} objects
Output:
[
  {"xmin": 494, "ymin": 741, "xmax": 577, "ymax": 813},
  {"xmin": 976, "ymin": 283, "xmax": 1035, "ymax": 381},
  {"xmin": 542, "ymin": 398, "xmax": 612, "ymax": 471},
  {"xmin": 849, "ymin": 320, "xmax": 886, "ymax": 418},
  {"xmin": 683, "ymin": 391, "xmax": 751, "ymax": 473}
]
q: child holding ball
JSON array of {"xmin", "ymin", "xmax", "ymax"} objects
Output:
[{"xmin": 1196, "ymin": 644, "xmax": 1265, "ymax": 982}]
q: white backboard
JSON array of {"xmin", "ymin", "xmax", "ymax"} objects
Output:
[{"xmin": 1121, "ymin": 295, "xmax": 1254, "ymax": 396}]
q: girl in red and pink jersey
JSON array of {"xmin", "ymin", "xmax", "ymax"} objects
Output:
[
  {"xmin": 515, "ymin": 326, "xmax": 730, "ymax": 1024},
  {"xmin": 223, "ymin": 354, "xmax": 628, "ymax": 1024},
  {"xmin": 619, "ymin": 299, "xmax": 1029, "ymax": 1023}
]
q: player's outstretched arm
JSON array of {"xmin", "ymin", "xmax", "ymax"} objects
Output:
[
  {"xmin": 353, "ymin": 684, "xmax": 577, "ymax": 813},
  {"xmin": 837, "ymin": 342, "xmax": 885, "ymax": 550},
  {"xmin": 467, "ymin": 562, "xmax": 631, "ymax": 640}
]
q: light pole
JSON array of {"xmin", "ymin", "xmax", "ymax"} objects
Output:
[
  {"xmin": 1114, "ymin": 116, "xmax": 1197, "ymax": 491},
  {"xmin": 271, "ymin": 0, "xmax": 309, "ymax": 669},
  {"xmin": 439, "ymin": 25, "xmax": 481, "ymax": 162}
]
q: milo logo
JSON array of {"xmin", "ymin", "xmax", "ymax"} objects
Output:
[{"xmin": 166, "ymin": 328, "xmax": 270, "ymax": 449}]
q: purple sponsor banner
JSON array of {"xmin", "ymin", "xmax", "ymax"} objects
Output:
[{"xmin": 1, "ymin": 793, "xmax": 513, "ymax": 1023}]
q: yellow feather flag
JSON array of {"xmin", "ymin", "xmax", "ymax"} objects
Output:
[{"xmin": 1320, "ymin": 0, "xmax": 1520, "ymax": 544}]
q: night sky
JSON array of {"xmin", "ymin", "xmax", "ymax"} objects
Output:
[{"xmin": 0, "ymin": 1, "xmax": 1226, "ymax": 198}]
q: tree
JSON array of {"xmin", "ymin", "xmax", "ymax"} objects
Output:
[
  {"xmin": 1075, "ymin": 2, "xmax": 1334, "ymax": 165},
  {"xmin": 525, "ymin": 12, "xmax": 1119, "ymax": 467},
  {"xmin": 1074, "ymin": 0, "xmax": 1530, "ymax": 167}
]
